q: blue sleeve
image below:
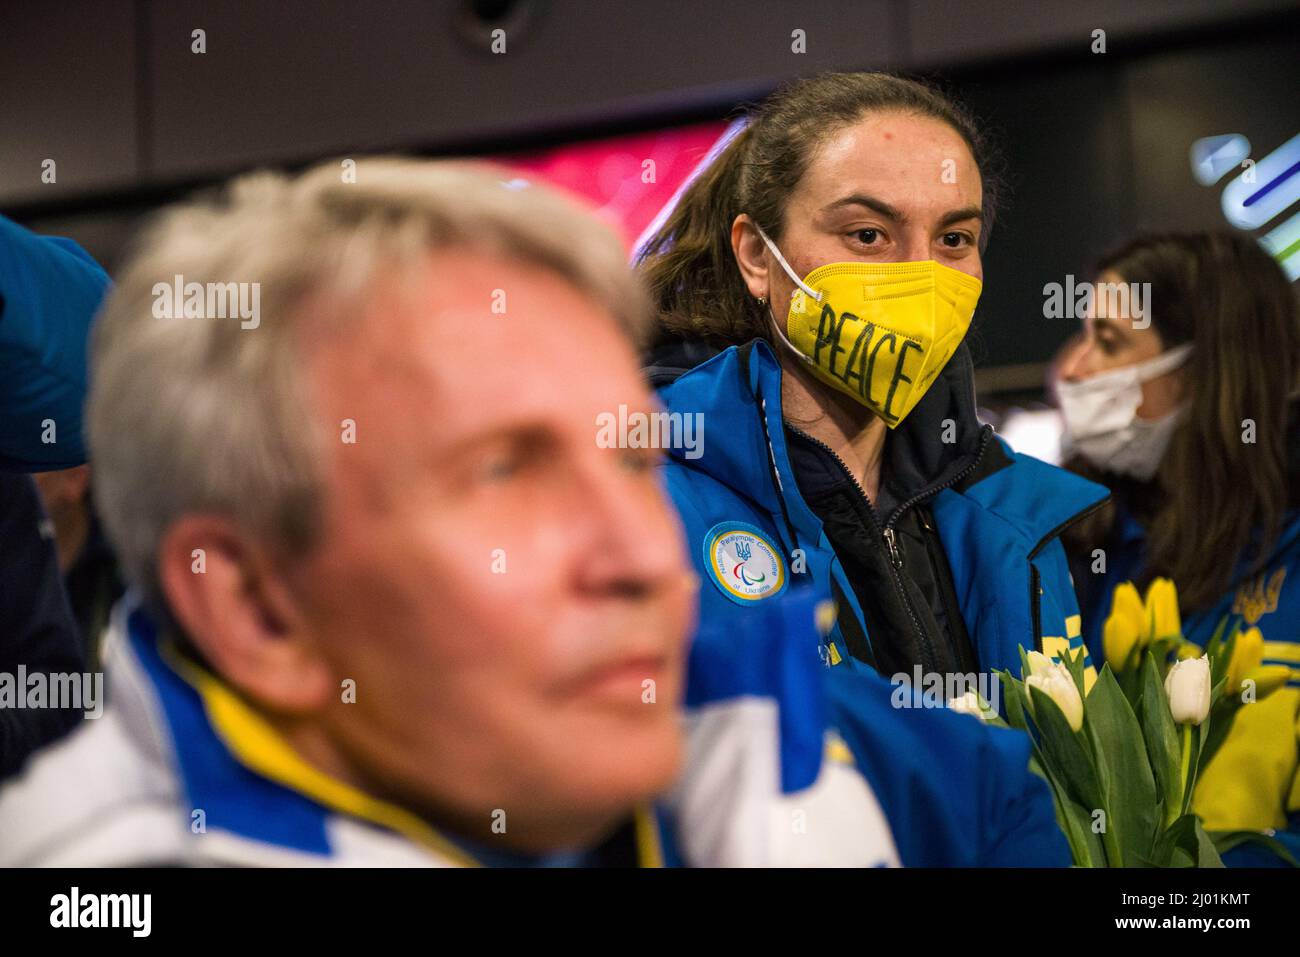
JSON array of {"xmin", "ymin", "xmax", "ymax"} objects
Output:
[
  {"xmin": 0, "ymin": 215, "xmax": 110, "ymax": 472},
  {"xmin": 824, "ymin": 667, "xmax": 1072, "ymax": 867},
  {"xmin": 0, "ymin": 473, "xmax": 86, "ymax": 779},
  {"xmin": 1220, "ymin": 816, "xmax": 1300, "ymax": 867}
]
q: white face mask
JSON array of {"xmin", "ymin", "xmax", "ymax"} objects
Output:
[{"xmin": 1057, "ymin": 343, "xmax": 1194, "ymax": 481}]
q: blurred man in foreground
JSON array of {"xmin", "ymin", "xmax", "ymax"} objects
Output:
[{"xmin": 0, "ymin": 159, "xmax": 1067, "ymax": 866}]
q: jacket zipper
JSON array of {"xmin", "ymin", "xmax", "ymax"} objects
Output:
[
  {"xmin": 785, "ymin": 425, "xmax": 938, "ymax": 674},
  {"xmin": 786, "ymin": 416, "xmax": 1114, "ymax": 663},
  {"xmin": 918, "ymin": 504, "xmax": 979, "ymax": 673},
  {"xmin": 882, "ymin": 425, "xmax": 994, "ymax": 530}
]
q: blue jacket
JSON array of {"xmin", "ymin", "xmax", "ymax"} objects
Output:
[
  {"xmin": 0, "ymin": 214, "xmax": 109, "ymax": 472},
  {"xmin": 0, "ymin": 215, "xmax": 106, "ymax": 778},
  {"xmin": 680, "ymin": 585, "xmax": 1070, "ymax": 866},
  {"xmin": 653, "ymin": 339, "xmax": 1110, "ymax": 682}
]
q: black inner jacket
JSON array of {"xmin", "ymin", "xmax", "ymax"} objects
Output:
[{"xmin": 647, "ymin": 334, "xmax": 1013, "ymax": 680}]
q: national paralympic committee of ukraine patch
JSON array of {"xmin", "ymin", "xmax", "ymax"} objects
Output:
[{"xmin": 702, "ymin": 522, "xmax": 787, "ymax": 604}]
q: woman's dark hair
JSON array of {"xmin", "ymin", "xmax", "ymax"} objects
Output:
[
  {"xmin": 635, "ymin": 71, "xmax": 1002, "ymax": 348},
  {"xmin": 1068, "ymin": 231, "xmax": 1300, "ymax": 613}
]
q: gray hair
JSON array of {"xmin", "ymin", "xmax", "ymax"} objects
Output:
[{"xmin": 88, "ymin": 157, "xmax": 651, "ymax": 606}]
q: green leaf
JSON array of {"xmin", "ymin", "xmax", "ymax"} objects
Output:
[
  {"xmin": 1083, "ymin": 666, "xmax": 1158, "ymax": 867},
  {"xmin": 1018, "ymin": 645, "xmax": 1035, "ymax": 682},
  {"xmin": 1208, "ymin": 629, "xmax": 1236, "ymax": 695},
  {"xmin": 1058, "ymin": 643, "xmax": 1088, "ymax": 697},
  {"xmin": 1030, "ymin": 755, "xmax": 1096, "ymax": 867},
  {"xmin": 1208, "ymin": 673, "xmax": 1229, "ymax": 711},
  {"xmin": 1198, "ymin": 678, "xmax": 1239, "ymax": 774},
  {"xmin": 1193, "ymin": 819, "xmax": 1225, "ymax": 868},
  {"xmin": 1027, "ymin": 684, "xmax": 1102, "ymax": 811},
  {"xmin": 998, "ymin": 670, "xmax": 1029, "ymax": 731},
  {"xmin": 1138, "ymin": 651, "xmax": 1182, "ymax": 826},
  {"xmin": 1153, "ymin": 813, "xmax": 1197, "ymax": 866},
  {"xmin": 1061, "ymin": 793, "xmax": 1107, "ymax": 868},
  {"xmin": 1209, "ymin": 830, "xmax": 1300, "ymax": 867}
]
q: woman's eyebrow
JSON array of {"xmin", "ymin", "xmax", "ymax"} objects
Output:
[
  {"xmin": 938, "ymin": 206, "xmax": 984, "ymax": 228},
  {"xmin": 820, "ymin": 196, "xmax": 983, "ymax": 231},
  {"xmin": 821, "ymin": 194, "xmax": 904, "ymax": 222}
]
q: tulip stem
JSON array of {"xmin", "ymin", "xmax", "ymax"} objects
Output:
[{"xmin": 1178, "ymin": 723, "xmax": 1192, "ymax": 813}]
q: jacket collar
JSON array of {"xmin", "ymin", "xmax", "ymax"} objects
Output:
[
  {"xmin": 653, "ymin": 336, "xmax": 1109, "ymax": 548},
  {"xmin": 652, "ymin": 337, "xmax": 990, "ymax": 503},
  {"xmin": 113, "ymin": 597, "xmax": 665, "ymax": 867},
  {"xmin": 114, "ymin": 599, "xmax": 473, "ymax": 862}
]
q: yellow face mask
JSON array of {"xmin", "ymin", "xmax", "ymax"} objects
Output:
[{"xmin": 755, "ymin": 224, "xmax": 982, "ymax": 428}]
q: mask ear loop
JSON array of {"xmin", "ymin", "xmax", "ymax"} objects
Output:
[
  {"xmin": 753, "ymin": 222, "xmax": 821, "ymax": 301},
  {"xmin": 1134, "ymin": 341, "xmax": 1195, "ymax": 382},
  {"xmin": 751, "ymin": 221, "xmax": 821, "ymax": 367}
]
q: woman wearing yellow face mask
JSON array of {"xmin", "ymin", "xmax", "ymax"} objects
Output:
[
  {"xmin": 1058, "ymin": 232, "xmax": 1300, "ymax": 865},
  {"xmin": 638, "ymin": 72, "xmax": 1109, "ymax": 688}
]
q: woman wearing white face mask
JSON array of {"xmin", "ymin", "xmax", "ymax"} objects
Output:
[{"xmin": 1058, "ymin": 231, "xmax": 1300, "ymax": 865}]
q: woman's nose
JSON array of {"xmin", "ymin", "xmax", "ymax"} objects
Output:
[{"xmin": 1057, "ymin": 340, "xmax": 1094, "ymax": 383}]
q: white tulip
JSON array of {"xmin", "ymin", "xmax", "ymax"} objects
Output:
[
  {"xmin": 1164, "ymin": 654, "xmax": 1211, "ymax": 725},
  {"xmin": 948, "ymin": 690, "xmax": 993, "ymax": 721},
  {"xmin": 1025, "ymin": 650, "xmax": 1054, "ymax": 678},
  {"xmin": 1025, "ymin": 663, "xmax": 1084, "ymax": 731}
]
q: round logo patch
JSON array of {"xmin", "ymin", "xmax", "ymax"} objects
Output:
[{"xmin": 702, "ymin": 522, "xmax": 787, "ymax": 604}]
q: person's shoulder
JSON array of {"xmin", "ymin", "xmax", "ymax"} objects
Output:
[
  {"xmin": 948, "ymin": 434, "xmax": 1110, "ymax": 542},
  {"xmin": 0, "ymin": 708, "xmax": 189, "ymax": 866},
  {"xmin": 642, "ymin": 336, "xmax": 727, "ymax": 390},
  {"xmin": 964, "ymin": 434, "xmax": 1105, "ymax": 496}
]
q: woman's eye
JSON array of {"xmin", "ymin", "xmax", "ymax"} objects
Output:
[
  {"xmin": 851, "ymin": 228, "xmax": 881, "ymax": 245},
  {"xmin": 940, "ymin": 232, "xmax": 969, "ymax": 248}
]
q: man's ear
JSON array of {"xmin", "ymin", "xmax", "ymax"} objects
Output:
[
  {"xmin": 731, "ymin": 214, "xmax": 771, "ymax": 300},
  {"xmin": 157, "ymin": 515, "xmax": 331, "ymax": 713}
]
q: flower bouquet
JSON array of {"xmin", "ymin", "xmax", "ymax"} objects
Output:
[{"xmin": 972, "ymin": 578, "xmax": 1292, "ymax": 867}]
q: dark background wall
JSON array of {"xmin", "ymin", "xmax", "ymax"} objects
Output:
[{"xmin": 3, "ymin": 0, "xmax": 1297, "ymax": 393}]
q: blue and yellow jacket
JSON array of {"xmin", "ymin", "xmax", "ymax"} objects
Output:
[
  {"xmin": 650, "ymin": 338, "xmax": 1110, "ymax": 682},
  {"xmin": 0, "ymin": 591, "xmax": 1069, "ymax": 867}
]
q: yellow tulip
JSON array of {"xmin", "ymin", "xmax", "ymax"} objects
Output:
[
  {"xmin": 1226, "ymin": 626, "xmax": 1264, "ymax": 693},
  {"xmin": 1243, "ymin": 664, "xmax": 1291, "ymax": 700},
  {"xmin": 1144, "ymin": 577, "xmax": 1182, "ymax": 641},
  {"xmin": 1103, "ymin": 582, "xmax": 1146, "ymax": 672}
]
